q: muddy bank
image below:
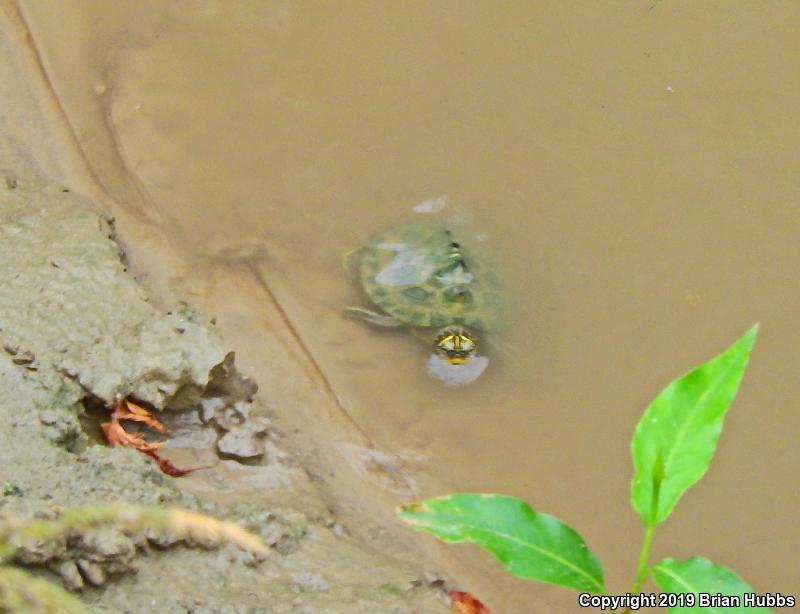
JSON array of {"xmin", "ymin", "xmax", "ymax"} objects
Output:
[{"xmin": 0, "ymin": 171, "xmax": 450, "ymax": 612}]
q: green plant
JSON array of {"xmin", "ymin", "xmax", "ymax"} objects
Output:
[
  {"xmin": 0, "ymin": 504, "xmax": 269, "ymax": 613},
  {"xmin": 399, "ymin": 325, "xmax": 786, "ymax": 612}
]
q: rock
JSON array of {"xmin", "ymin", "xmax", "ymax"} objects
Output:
[
  {"xmin": 217, "ymin": 425, "xmax": 266, "ymax": 460},
  {"xmin": 48, "ymin": 559, "xmax": 84, "ymax": 590},
  {"xmin": 144, "ymin": 526, "xmax": 180, "ymax": 548},
  {"xmin": 0, "ymin": 172, "xmax": 229, "ymax": 412},
  {"xmin": 37, "ymin": 411, "xmax": 59, "ymax": 425},
  {"xmin": 75, "ymin": 526, "xmax": 136, "ymax": 561},
  {"xmin": 75, "ymin": 558, "xmax": 106, "ymax": 586},
  {"xmin": 203, "ymin": 352, "xmax": 258, "ymax": 406},
  {"xmin": 199, "ymin": 353, "xmax": 272, "ymax": 461}
]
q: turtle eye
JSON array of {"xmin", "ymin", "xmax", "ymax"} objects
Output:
[
  {"xmin": 458, "ymin": 334, "xmax": 476, "ymax": 353},
  {"xmin": 436, "ymin": 334, "xmax": 457, "ymax": 352}
]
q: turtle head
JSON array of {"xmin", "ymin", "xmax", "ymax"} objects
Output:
[{"xmin": 434, "ymin": 327, "xmax": 477, "ymax": 365}]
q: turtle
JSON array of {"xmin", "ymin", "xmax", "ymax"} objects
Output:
[{"xmin": 343, "ymin": 220, "xmax": 501, "ymax": 368}]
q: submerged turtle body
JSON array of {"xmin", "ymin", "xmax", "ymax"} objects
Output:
[{"xmin": 349, "ymin": 221, "xmax": 501, "ymax": 334}]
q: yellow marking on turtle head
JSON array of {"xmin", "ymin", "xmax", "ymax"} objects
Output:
[{"xmin": 434, "ymin": 327, "xmax": 477, "ymax": 365}]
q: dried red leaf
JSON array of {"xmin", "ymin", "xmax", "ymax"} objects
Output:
[
  {"xmin": 451, "ymin": 590, "xmax": 492, "ymax": 614},
  {"xmin": 101, "ymin": 398, "xmax": 206, "ymax": 477},
  {"xmin": 101, "ymin": 415, "xmax": 164, "ymax": 453},
  {"xmin": 119, "ymin": 399, "xmax": 168, "ymax": 432}
]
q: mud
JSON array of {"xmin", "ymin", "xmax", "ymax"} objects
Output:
[{"xmin": 0, "ymin": 169, "xmax": 449, "ymax": 612}]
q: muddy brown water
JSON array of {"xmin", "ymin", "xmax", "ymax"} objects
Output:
[{"xmin": 13, "ymin": 1, "xmax": 800, "ymax": 611}]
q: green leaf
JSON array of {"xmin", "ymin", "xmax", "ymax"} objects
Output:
[
  {"xmin": 652, "ymin": 556, "xmax": 774, "ymax": 613},
  {"xmin": 398, "ymin": 493, "xmax": 605, "ymax": 593},
  {"xmin": 631, "ymin": 325, "xmax": 758, "ymax": 525}
]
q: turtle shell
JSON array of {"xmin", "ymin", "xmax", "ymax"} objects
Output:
[{"xmin": 354, "ymin": 221, "xmax": 501, "ymax": 331}]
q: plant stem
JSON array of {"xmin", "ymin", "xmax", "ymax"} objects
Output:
[
  {"xmin": 621, "ymin": 521, "xmax": 655, "ymax": 614},
  {"xmin": 630, "ymin": 520, "xmax": 655, "ymax": 594},
  {"xmin": 623, "ymin": 462, "xmax": 663, "ymax": 614}
]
